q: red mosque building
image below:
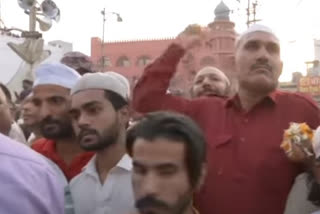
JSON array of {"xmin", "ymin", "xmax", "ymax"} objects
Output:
[{"xmin": 91, "ymin": 1, "xmax": 238, "ymax": 94}]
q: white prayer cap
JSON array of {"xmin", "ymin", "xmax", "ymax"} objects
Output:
[
  {"xmin": 71, "ymin": 72, "xmax": 130, "ymax": 101},
  {"xmin": 236, "ymin": 24, "xmax": 279, "ymax": 46},
  {"xmin": 33, "ymin": 63, "xmax": 81, "ymax": 89},
  {"xmin": 313, "ymin": 126, "xmax": 320, "ymax": 159}
]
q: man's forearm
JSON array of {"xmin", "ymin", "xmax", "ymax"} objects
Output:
[{"xmin": 132, "ymin": 43, "xmax": 185, "ymax": 112}]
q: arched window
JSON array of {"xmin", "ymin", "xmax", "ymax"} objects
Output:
[
  {"xmin": 200, "ymin": 56, "xmax": 215, "ymax": 67},
  {"xmin": 99, "ymin": 56, "xmax": 112, "ymax": 67},
  {"xmin": 136, "ymin": 56, "xmax": 152, "ymax": 67},
  {"xmin": 116, "ymin": 56, "xmax": 131, "ymax": 67}
]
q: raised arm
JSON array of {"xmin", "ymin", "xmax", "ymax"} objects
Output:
[
  {"xmin": 132, "ymin": 33, "xmax": 204, "ymax": 115},
  {"xmin": 133, "ymin": 43, "xmax": 188, "ymax": 112}
]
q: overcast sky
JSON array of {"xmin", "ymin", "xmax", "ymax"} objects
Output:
[{"xmin": 1, "ymin": 0, "xmax": 320, "ymax": 81}]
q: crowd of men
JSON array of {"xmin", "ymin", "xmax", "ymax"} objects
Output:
[{"xmin": 1, "ymin": 24, "xmax": 320, "ymax": 214}]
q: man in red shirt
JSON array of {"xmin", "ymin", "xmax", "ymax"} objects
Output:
[
  {"xmin": 132, "ymin": 24, "xmax": 320, "ymax": 214},
  {"xmin": 31, "ymin": 63, "xmax": 93, "ymax": 181}
]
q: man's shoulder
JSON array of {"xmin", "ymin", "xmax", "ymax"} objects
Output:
[
  {"xmin": 0, "ymin": 134, "xmax": 56, "ymax": 176},
  {"xmin": 276, "ymin": 90, "xmax": 319, "ymax": 110}
]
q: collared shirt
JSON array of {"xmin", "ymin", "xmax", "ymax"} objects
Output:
[
  {"xmin": 32, "ymin": 138, "xmax": 94, "ymax": 180},
  {"xmin": 70, "ymin": 154, "xmax": 135, "ymax": 214},
  {"xmin": 132, "ymin": 44, "xmax": 320, "ymax": 214},
  {"xmin": 0, "ymin": 133, "xmax": 64, "ymax": 213}
]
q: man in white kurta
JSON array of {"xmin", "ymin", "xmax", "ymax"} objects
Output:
[
  {"xmin": 69, "ymin": 72, "xmax": 135, "ymax": 214},
  {"xmin": 70, "ymin": 154, "xmax": 133, "ymax": 214}
]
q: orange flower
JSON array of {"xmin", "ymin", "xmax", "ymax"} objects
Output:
[
  {"xmin": 300, "ymin": 123, "xmax": 313, "ymax": 140},
  {"xmin": 280, "ymin": 140, "xmax": 292, "ymax": 153}
]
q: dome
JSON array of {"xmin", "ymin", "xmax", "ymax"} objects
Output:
[{"xmin": 214, "ymin": 1, "xmax": 230, "ymax": 21}]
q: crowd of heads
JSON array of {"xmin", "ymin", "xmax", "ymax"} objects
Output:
[{"xmin": 3, "ymin": 24, "xmax": 319, "ymax": 214}]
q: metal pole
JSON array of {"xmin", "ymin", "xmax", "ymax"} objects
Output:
[
  {"xmin": 29, "ymin": 1, "xmax": 37, "ymax": 31},
  {"xmin": 101, "ymin": 8, "xmax": 106, "ymax": 71},
  {"xmin": 28, "ymin": 0, "xmax": 37, "ymax": 81},
  {"xmin": 253, "ymin": 1, "xmax": 257, "ymax": 25},
  {"xmin": 247, "ymin": 0, "xmax": 251, "ymax": 28}
]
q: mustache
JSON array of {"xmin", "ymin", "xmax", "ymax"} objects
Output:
[
  {"xmin": 250, "ymin": 62, "xmax": 272, "ymax": 72},
  {"xmin": 202, "ymin": 86, "xmax": 215, "ymax": 92},
  {"xmin": 78, "ymin": 128, "xmax": 99, "ymax": 139},
  {"xmin": 41, "ymin": 116, "xmax": 62, "ymax": 126},
  {"xmin": 135, "ymin": 195, "xmax": 169, "ymax": 211}
]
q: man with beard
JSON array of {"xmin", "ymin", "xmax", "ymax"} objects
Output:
[
  {"xmin": 31, "ymin": 63, "xmax": 94, "ymax": 181},
  {"xmin": 126, "ymin": 111, "xmax": 206, "ymax": 214},
  {"xmin": 69, "ymin": 72, "xmax": 134, "ymax": 214},
  {"xmin": 132, "ymin": 24, "xmax": 320, "ymax": 214},
  {"xmin": 190, "ymin": 66, "xmax": 230, "ymax": 98}
]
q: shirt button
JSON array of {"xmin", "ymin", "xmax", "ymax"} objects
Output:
[
  {"xmin": 240, "ymin": 137, "xmax": 245, "ymax": 142},
  {"xmin": 244, "ymin": 118, "xmax": 249, "ymax": 123},
  {"xmin": 217, "ymin": 168, "xmax": 223, "ymax": 175}
]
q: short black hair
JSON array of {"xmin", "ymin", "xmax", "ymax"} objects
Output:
[
  {"xmin": 104, "ymin": 90, "xmax": 128, "ymax": 111},
  {"xmin": 126, "ymin": 111, "xmax": 206, "ymax": 187}
]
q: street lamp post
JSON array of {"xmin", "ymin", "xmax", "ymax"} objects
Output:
[{"xmin": 100, "ymin": 9, "xmax": 122, "ymax": 71}]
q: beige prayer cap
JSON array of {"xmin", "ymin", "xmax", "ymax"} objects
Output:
[{"xmin": 71, "ymin": 72, "xmax": 130, "ymax": 101}]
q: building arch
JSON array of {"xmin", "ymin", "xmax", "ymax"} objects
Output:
[
  {"xmin": 136, "ymin": 55, "xmax": 152, "ymax": 67},
  {"xmin": 99, "ymin": 56, "xmax": 112, "ymax": 67},
  {"xmin": 200, "ymin": 56, "xmax": 215, "ymax": 67},
  {"xmin": 116, "ymin": 56, "xmax": 131, "ymax": 67}
]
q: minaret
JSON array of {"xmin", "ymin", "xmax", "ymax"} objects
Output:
[
  {"xmin": 207, "ymin": 1, "xmax": 238, "ymax": 95},
  {"xmin": 209, "ymin": 1, "xmax": 235, "ymax": 33}
]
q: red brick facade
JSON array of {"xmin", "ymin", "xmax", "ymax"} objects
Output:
[
  {"xmin": 91, "ymin": 1, "xmax": 238, "ymax": 94},
  {"xmin": 91, "ymin": 37, "xmax": 173, "ymax": 87}
]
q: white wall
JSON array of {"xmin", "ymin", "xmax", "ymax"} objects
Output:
[{"xmin": 0, "ymin": 35, "xmax": 73, "ymax": 96}]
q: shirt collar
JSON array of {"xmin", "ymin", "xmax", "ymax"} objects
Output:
[
  {"xmin": 83, "ymin": 154, "xmax": 132, "ymax": 176},
  {"xmin": 41, "ymin": 139, "xmax": 58, "ymax": 156},
  {"xmin": 225, "ymin": 90, "xmax": 278, "ymax": 108},
  {"xmin": 117, "ymin": 154, "xmax": 133, "ymax": 171}
]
